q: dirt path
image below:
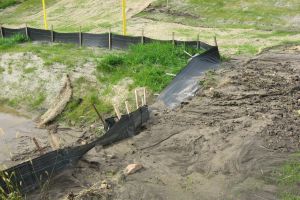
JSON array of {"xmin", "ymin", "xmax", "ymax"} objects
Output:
[{"xmin": 28, "ymin": 45, "xmax": 300, "ymax": 199}]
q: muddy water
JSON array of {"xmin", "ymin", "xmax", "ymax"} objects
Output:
[{"xmin": 0, "ymin": 110, "xmax": 49, "ymax": 168}]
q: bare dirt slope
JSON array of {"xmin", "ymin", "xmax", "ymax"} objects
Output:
[{"xmin": 29, "ymin": 45, "xmax": 300, "ymax": 199}]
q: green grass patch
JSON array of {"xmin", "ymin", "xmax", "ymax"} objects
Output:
[
  {"xmin": 0, "ymin": 0, "xmax": 19, "ymax": 9},
  {"xmin": 0, "ymin": 67, "xmax": 4, "ymax": 74},
  {"xmin": 23, "ymin": 67, "xmax": 36, "ymax": 74},
  {"xmin": 96, "ymin": 42, "xmax": 204, "ymax": 92},
  {"xmin": 276, "ymin": 153, "xmax": 300, "ymax": 199},
  {"xmin": 0, "ymin": 34, "xmax": 28, "ymax": 50}
]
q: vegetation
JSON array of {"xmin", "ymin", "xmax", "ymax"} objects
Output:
[
  {"xmin": 0, "ymin": 0, "xmax": 19, "ymax": 9},
  {"xmin": 96, "ymin": 42, "xmax": 203, "ymax": 92},
  {"xmin": 276, "ymin": 154, "xmax": 300, "ymax": 200},
  {"xmin": 0, "ymin": 171, "xmax": 22, "ymax": 200},
  {"xmin": 0, "ymin": 34, "xmax": 28, "ymax": 50}
]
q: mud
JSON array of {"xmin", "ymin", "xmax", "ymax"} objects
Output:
[{"xmin": 26, "ymin": 45, "xmax": 300, "ymax": 199}]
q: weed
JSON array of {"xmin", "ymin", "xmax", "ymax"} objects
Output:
[{"xmin": 0, "ymin": 171, "xmax": 23, "ymax": 200}]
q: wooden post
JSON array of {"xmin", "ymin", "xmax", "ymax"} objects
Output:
[
  {"xmin": 125, "ymin": 101, "xmax": 130, "ymax": 115},
  {"xmin": 214, "ymin": 35, "xmax": 218, "ymax": 47},
  {"xmin": 141, "ymin": 29, "xmax": 144, "ymax": 45},
  {"xmin": 108, "ymin": 28, "xmax": 112, "ymax": 50},
  {"xmin": 25, "ymin": 23, "xmax": 29, "ymax": 39},
  {"xmin": 92, "ymin": 104, "xmax": 107, "ymax": 129},
  {"xmin": 32, "ymin": 137, "xmax": 44, "ymax": 155},
  {"xmin": 51, "ymin": 25, "xmax": 54, "ymax": 43},
  {"xmin": 197, "ymin": 34, "xmax": 200, "ymax": 50},
  {"xmin": 79, "ymin": 26, "xmax": 82, "ymax": 47},
  {"xmin": 172, "ymin": 32, "xmax": 175, "ymax": 46},
  {"xmin": 135, "ymin": 89, "xmax": 139, "ymax": 109},
  {"xmin": 113, "ymin": 104, "xmax": 121, "ymax": 120},
  {"xmin": 143, "ymin": 87, "xmax": 146, "ymax": 105},
  {"xmin": 0, "ymin": 25, "xmax": 3, "ymax": 38}
]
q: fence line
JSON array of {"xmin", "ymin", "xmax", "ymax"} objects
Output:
[{"xmin": 0, "ymin": 26, "xmax": 213, "ymax": 50}]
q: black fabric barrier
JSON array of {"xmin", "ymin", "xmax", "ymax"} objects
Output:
[
  {"xmin": 54, "ymin": 32, "xmax": 79, "ymax": 44},
  {"xmin": 111, "ymin": 34, "xmax": 141, "ymax": 49},
  {"xmin": 82, "ymin": 33, "xmax": 109, "ymax": 48},
  {"xmin": 28, "ymin": 28, "xmax": 51, "ymax": 42},
  {"xmin": 2, "ymin": 27, "xmax": 26, "ymax": 38},
  {"xmin": 1, "ymin": 26, "xmax": 213, "ymax": 51},
  {"xmin": 158, "ymin": 47, "xmax": 221, "ymax": 108},
  {"xmin": 0, "ymin": 106, "xmax": 149, "ymax": 195}
]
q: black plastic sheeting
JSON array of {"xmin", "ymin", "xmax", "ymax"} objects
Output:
[
  {"xmin": 158, "ymin": 47, "xmax": 221, "ymax": 108},
  {"xmin": 0, "ymin": 106, "xmax": 149, "ymax": 195},
  {"xmin": 28, "ymin": 28, "xmax": 51, "ymax": 42},
  {"xmin": 54, "ymin": 32, "xmax": 79, "ymax": 44},
  {"xmin": 2, "ymin": 27, "xmax": 26, "ymax": 38},
  {"xmin": 1, "ymin": 26, "xmax": 213, "ymax": 50},
  {"xmin": 111, "ymin": 34, "xmax": 141, "ymax": 49},
  {"xmin": 82, "ymin": 33, "xmax": 109, "ymax": 48}
]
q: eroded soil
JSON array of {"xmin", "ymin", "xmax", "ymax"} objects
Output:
[{"xmin": 28, "ymin": 45, "xmax": 300, "ymax": 199}]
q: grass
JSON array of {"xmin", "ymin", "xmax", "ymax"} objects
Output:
[
  {"xmin": 276, "ymin": 153, "xmax": 300, "ymax": 200},
  {"xmin": 96, "ymin": 42, "xmax": 204, "ymax": 92},
  {"xmin": 0, "ymin": 171, "xmax": 23, "ymax": 200},
  {"xmin": 0, "ymin": 0, "xmax": 19, "ymax": 9},
  {"xmin": 0, "ymin": 34, "xmax": 28, "ymax": 50}
]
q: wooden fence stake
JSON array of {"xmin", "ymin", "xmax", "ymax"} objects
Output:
[
  {"xmin": 197, "ymin": 34, "xmax": 200, "ymax": 50},
  {"xmin": 135, "ymin": 89, "xmax": 139, "ymax": 109},
  {"xmin": 214, "ymin": 35, "xmax": 218, "ymax": 47},
  {"xmin": 125, "ymin": 101, "xmax": 130, "ymax": 115},
  {"xmin": 113, "ymin": 104, "xmax": 121, "ymax": 120},
  {"xmin": 141, "ymin": 29, "xmax": 144, "ymax": 45},
  {"xmin": 0, "ymin": 25, "xmax": 3, "ymax": 38},
  {"xmin": 109, "ymin": 28, "xmax": 112, "ymax": 50},
  {"xmin": 25, "ymin": 23, "xmax": 29, "ymax": 39},
  {"xmin": 92, "ymin": 104, "xmax": 107, "ymax": 129},
  {"xmin": 32, "ymin": 137, "xmax": 44, "ymax": 155},
  {"xmin": 51, "ymin": 25, "xmax": 54, "ymax": 43},
  {"xmin": 79, "ymin": 26, "xmax": 82, "ymax": 47},
  {"xmin": 143, "ymin": 87, "xmax": 147, "ymax": 105},
  {"xmin": 172, "ymin": 32, "xmax": 175, "ymax": 46}
]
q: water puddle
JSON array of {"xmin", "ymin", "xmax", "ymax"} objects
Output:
[{"xmin": 0, "ymin": 108, "xmax": 49, "ymax": 168}]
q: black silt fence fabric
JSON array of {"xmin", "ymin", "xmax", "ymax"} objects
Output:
[
  {"xmin": 158, "ymin": 47, "xmax": 221, "ymax": 108},
  {"xmin": 82, "ymin": 33, "xmax": 109, "ymax": 48},
  {"xmin": 54, "ymin": 32, "xmax": 79, "ymax": 44},
  {"xmin": 28, "ymin": 28, "xmax": 51, "ymax": 42},
  {"xmin": 2, "ymin": 27, "xmax": 26, "ymax": 37},
  {"xmin": 0, "ymin": 106, "xmax": 149, "ymax": 195},
  {"xmin": 111, "ymin": 34, "xmax": 141, "ymax": 49}
]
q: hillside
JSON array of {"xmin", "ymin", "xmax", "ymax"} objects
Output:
[{"xmin": 1, "ymin": 0, "xmax": 300, "ymax": 56}]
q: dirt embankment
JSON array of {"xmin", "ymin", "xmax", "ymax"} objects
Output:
[{"xmin": 29, "ymin": 46, "xmax": 300, "ymax": 200}]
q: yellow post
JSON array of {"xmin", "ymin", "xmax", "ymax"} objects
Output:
[
  {"xmin": 122, "ymin": 0, "xmax": 127, "ymax": 36},
  {"xmin": 42, "ymin": 0, "xmax": 48, "ymax": 30}
]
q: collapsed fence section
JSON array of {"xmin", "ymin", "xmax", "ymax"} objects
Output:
[
  {"xmin": 0, "ymin": 26, "xmax": 213, "ymax": 50},
  {"xmin": 0, "ymin": 106, "xmax": 149, "ymax": 195},
  {"xmin": 158, "ymin": 47, "xmax": 221, "ymax": 108}
]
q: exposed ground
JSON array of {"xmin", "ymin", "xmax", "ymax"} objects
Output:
[{"xmin": 26, "ymin": 45, "xmax": 300, "ymax": 200}]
